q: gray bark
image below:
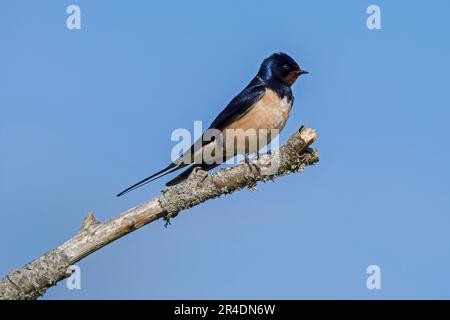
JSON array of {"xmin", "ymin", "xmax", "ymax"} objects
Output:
[{"xmin": 0, "ymin": 127, "xmax": 319, "ymax": 300}]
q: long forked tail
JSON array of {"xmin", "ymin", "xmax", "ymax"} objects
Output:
[{"xmin": 116, "ymin": 163, "xmax": 187, "ymax": 197}]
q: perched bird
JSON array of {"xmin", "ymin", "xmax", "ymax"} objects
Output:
[{"xmin": 117, "ymin": 52, "xmax": 308, "ymax": 197}]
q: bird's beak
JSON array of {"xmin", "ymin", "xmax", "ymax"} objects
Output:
[{"xmin": 287, "ymin": 69, "xmax": 308, "ymax": 83}]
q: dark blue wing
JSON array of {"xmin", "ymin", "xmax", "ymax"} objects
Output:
[
  {"xmin": 117, "ymin": 77, "xmax": 268, "ymax": 195},
  {"xmin": 161, "ymin": 80, "xmax": 266, "ymax": 187},
  {"xmin": 208, "ymin": 77, "xmax": 266, "ymax": 130}
]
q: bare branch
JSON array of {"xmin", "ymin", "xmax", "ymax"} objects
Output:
[{"xmin": 0, "ymin": 127, "xmax": 319, "ymax": 300}]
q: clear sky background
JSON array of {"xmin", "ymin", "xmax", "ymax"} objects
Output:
[{"xmin": 1, "ymin": 0, "xmax": 450, "ymax": 299}]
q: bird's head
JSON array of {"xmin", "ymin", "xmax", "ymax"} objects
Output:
[{"xmin": 258, "ymin": 52, "xmax": 308, "ymax": 85}]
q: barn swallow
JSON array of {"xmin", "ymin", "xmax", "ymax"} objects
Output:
[{"xmin": 117, "ymin": 52, "xmax": 308, "ymax": 197}]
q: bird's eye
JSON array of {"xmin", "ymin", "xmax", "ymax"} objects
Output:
[{"xmin": 283, "ymin": 64, "xmax": 290, "ymax": 70}]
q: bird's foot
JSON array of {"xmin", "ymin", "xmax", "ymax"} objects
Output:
[
  {"xmin": 242, "ymin": 153, "xmax": 259, "ymax": 174},
  {"xmin": 247, "ymin": 161, "xmax": 261, "ymax": 176},
  {"xmin": 192, "ymin": 167, "xmax": 209, "ymax": 184}
]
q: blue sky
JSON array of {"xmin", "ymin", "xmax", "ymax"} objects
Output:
[{"xmin": 1, "ymin": 0, "xmax": 450, "ymax": 299}]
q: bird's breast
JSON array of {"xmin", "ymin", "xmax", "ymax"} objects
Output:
[
  {"xmin": 227, "ymin": 88, "xmax": 293, "ymax": 133},
  {"xmin": 222, "ymin": 88, "xmax": 294, "ymax": 155}
]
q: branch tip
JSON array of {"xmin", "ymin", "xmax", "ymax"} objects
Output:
[{"xmin": 299, "ymin": 128, "xmax": 317, "ymax": 144}]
